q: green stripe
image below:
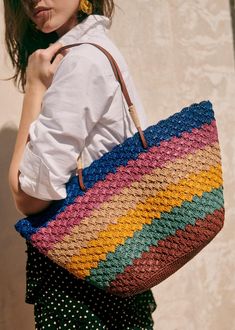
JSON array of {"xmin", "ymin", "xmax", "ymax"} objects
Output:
[{"xmin": 87, "ymin": 187, "xmax": 224, "ymax": 289}]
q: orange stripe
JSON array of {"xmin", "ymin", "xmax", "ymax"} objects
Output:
[
  {"xmin": 67, "ymin": 164, "xmax": 222, "ymax": 278},
  {"xmin": 47, "ymin": 144, "xmax": 221, "ymax": 267}
]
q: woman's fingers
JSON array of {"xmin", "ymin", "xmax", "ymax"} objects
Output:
[
  {"xmin": 26, "ymin": 42, "xmax": 68, "ymax": 89},
  {"xmin": 48, "ymin": 42, "xmax": 69, "ymax": 69},
  {"xmin": 46, "ymin": 42, "xmax": 64, "ymax": 59},
  {"xmin": 50, "ymin": 53, "xmax": 65, "ymax": 71},
  {"xmin": 49, "ymin": 43, "xmax": 69, "ymax": 71}
]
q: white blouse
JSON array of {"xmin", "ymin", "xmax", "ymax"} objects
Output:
[{"xmin": 19, "ymin": 15, "xmax": 148, "ymax": 201}]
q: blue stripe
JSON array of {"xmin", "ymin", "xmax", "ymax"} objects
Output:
[{"xmin": 15, "ymin": 100, "xmax": 215, "ymax": 239}]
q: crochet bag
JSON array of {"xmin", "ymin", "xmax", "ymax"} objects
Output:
[{"xmin": 15, "ymin": 43, "xmax": 225, "ymax": 297}]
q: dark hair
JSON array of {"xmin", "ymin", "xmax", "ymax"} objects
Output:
[{"xmin": 3, "ymin": 0, "xmax": 115, "ymax": 92}]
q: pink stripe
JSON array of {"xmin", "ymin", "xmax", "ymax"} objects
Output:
[{"xmin": 32, "ymin": 121, "xmax": 218, "ymax": 253}]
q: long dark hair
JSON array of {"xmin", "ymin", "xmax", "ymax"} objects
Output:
[{"xmin": 3, "ymin": 0, "xmax": 115, "ymax": 92}]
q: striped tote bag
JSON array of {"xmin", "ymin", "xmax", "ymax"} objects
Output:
[{"xmin": 15, "ymin": 43, "xmax": 225, "ymax": 297}]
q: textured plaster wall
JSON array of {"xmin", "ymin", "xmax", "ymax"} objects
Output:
[{"xmin": 0, "ymin": 1, "xmax": 234, "ymax": 329}]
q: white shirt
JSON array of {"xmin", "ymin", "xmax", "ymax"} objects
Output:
[{"xmin": 19, "ymin": 15, "xmax": 148, "ymax": 201}]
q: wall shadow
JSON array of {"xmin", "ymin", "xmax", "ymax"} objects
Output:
[
  {"xmin": 0, "ymin": 124, "xmax": 33, "ymax": 330},
  {"xmin": 230, "ymin": 0, "xmax": 235, "ymax": 64}
]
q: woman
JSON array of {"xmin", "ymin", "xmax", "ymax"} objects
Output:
[{"xmin": 5, "ymin": 0, "xmax": 157, "ymax": 329}]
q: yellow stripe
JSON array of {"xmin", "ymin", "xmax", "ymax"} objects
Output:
[
  {"xmin": 66, "ymin": 164, "xmax": 222, "ymax": 278},
  {"xmin": 48, "ymin": 144, "xmax": 221, "ymax": 266}
]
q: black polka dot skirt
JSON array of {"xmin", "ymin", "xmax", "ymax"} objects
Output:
[{"xmin": 25, "ymin": 241, "xmax": 157, "ymax": 329}]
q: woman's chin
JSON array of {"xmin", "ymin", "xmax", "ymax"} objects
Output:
[
  {"xmin": 38, "ymin": 24, "xmax": 58, "ymax": 34},
  {"xmin": 34, "ymin": 18, "xmax": 59, "ymax": 34}
]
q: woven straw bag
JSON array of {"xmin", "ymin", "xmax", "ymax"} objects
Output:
[{"xmin": 15, "ymin": 43, "xmax": 225, "ymax": 297}]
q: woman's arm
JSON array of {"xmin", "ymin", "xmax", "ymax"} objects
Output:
[
  {"xmin": 8, "ymin": 43, "xmax": 65, "ymax": 216},
  {"xmin": 8, "ymin": 86, "xmax": 52, "ymax": 216}
]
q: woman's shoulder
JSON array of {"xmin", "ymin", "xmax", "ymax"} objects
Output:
[{"xmin": 57, "ymin": 37, "xmax": 129, "ymax": 78}]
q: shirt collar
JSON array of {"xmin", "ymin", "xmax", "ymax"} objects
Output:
[{"xmin": 58, "ymin": 15, "xmax": 111, "ymax": 46}]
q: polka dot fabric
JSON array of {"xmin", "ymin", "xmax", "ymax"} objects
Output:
[{"xmin": 25, "ymin": 241, "xmax": 157, "ymax": 329}]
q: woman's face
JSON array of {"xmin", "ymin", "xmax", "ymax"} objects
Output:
[{"xmin": 22, "ymin": 0, "xmax": 81, "ymax": 36}]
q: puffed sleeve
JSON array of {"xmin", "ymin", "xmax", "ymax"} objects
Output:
[{"xmin": 18, "ymin": 52, "xmax": 118, "ymax": 201}]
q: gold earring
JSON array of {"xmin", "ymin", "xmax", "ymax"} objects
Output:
[{"xmin": 79, "ymin": 0, "xmax": 93, "ymax": 15}]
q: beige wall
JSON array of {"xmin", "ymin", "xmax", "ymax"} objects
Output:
[{"xmin": 0, "ymin": 1, "xmax": 234, "ymax": 329}]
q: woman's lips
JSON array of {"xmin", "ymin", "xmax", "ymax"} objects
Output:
[{"xmin": 33, "ymin": 8, "xmax": 51, "ymax": 19}]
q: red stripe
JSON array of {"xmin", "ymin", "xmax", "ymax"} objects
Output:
[
  {"xmin": 107, "ymin": 208, "xmax": 225, "ymax": 297},
  {"xmin": 32, "ymin": 121, "xmax": 218, "ymax": 253}
]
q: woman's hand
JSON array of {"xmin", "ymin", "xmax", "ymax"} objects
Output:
[{"xmin": 25, "ymin": 42, "xmax": 65, "ymax": 93}]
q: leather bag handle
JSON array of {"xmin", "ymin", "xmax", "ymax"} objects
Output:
[{"xmin": 53, "ymin": 42, "xmax": 148, "ymax": 190}]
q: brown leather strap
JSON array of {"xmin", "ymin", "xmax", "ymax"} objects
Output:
[
  {"xmin": 54, "ymin": 42, "xmax": 148, "ymax": 149},
  {"xmin": 54, "ymin": 43, "xmax": 132, "ymax": 106},
  {"xmin": 53, "ymin": 42, "xmax": 148, "ymax": 191}
]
